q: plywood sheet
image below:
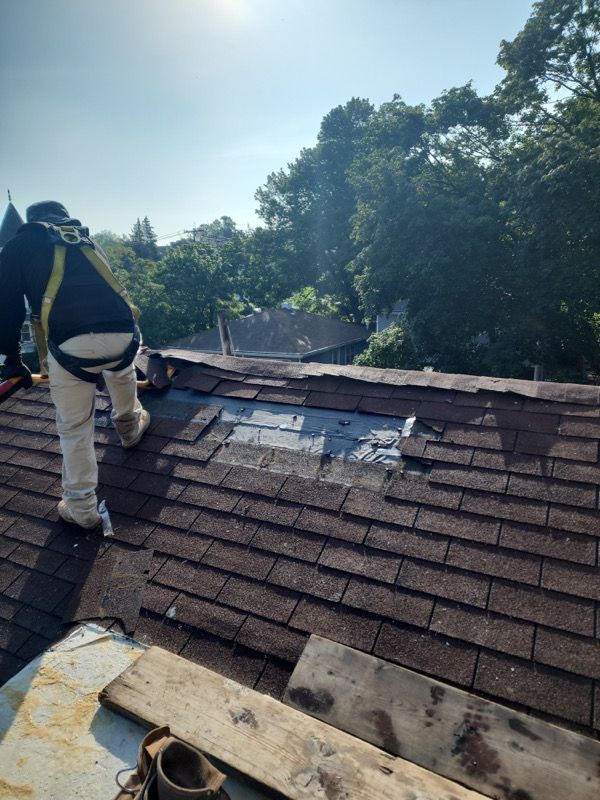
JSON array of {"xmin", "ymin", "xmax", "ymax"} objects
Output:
[
  {"xmin": 100, "ymin": 645, "xmax": 488, "ymax": 800},
  {"xmin": 284, "ymin": 635, "xmax": 600, "ymax": 800}
]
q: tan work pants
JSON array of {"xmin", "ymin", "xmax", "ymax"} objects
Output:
[{"xmin": 47, "ymin": 332, "xmax": 142, "ymax": 516}]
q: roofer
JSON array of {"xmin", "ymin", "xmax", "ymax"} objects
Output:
[{"xmin": 0, "ymin": 201, "xmax": 150, "ymax": 529}]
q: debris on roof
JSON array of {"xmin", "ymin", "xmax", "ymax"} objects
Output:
[{"xmin": 1, "ymin": 353, "xmax": 599, "ymax": 742}]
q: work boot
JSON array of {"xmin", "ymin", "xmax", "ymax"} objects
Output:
[
  {"xmin": 57, "ymin": 500, "xmax": 102, "ymax": 530},
  {"xmin": 114, "ymin": 408, "xmax": 151, "ymax": 449},
  {"xmin": 156, "ymin": 739, "xmax": 228, "ymax": 800}
]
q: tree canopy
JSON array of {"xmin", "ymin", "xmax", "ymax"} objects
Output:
[{"xmin": 96, "ymin": 1, "xmax": 600, "ymax": 381}]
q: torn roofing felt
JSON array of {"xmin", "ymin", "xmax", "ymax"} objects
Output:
[{"xmin": 1, "ymin": 353, "xmax": 600, "ymax": 739}]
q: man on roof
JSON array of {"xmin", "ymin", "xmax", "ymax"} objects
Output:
[{"xmin": 0, "ymin": 200, "xmax": 150, "ymax": 529}]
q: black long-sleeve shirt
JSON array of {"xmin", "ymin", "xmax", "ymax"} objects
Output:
[{"xmin": 0, "ymin": 225, "xmax": 134, "ymax": 358}]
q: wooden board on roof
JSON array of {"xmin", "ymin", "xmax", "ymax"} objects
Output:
[
  {"xmin": 284, "ymin": 635, "xmax": 600, "ymax": 800},
  {"xmin": 99, "ymin": 645, "xmax": 488, "ymax": 800}
]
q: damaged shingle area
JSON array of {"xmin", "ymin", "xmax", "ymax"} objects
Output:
[{"xmin": 0, "ymin": 352, "xmax": 599, "ymax": 737}]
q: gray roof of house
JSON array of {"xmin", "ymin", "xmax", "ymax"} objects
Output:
[{"xmin": 170, "ymin": 309, "xmax": 368, "ymax": 357}]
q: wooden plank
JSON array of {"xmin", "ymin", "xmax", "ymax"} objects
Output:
[
  {"xmin": 99, "ymin": 645, "xmax": 488, "ymax": 800},
  {"xmin": 284, "ymin": 635, "xmax": 600, "ymax": 800}
]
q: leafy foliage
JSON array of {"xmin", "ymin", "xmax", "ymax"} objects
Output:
[{"xmin": 91, "ymin": 2, "xmax": 600, "ymax": 380}]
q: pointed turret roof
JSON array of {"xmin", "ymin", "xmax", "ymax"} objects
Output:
[{"xmin": 0, "ymin": 198, "xmax": 24, "ymax": 248}]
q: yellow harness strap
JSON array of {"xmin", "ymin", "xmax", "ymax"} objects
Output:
[
  {"xmin": 80, "ymin": 245, "xmax": 140, "ymax": 320},
  {"xmin": 32, "ymin": 226, "xmax": 140, "ymax": 374}
]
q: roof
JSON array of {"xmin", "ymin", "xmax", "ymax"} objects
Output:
[
  {"xmin": 170, "ymin": 308, "xmax": 368, "ymax": 357},
  {"xmin": 0, "ymin": 202, "xmax": 24, "ymax": 248},
  {"xmin": 1, "ymin": 354, "xmax": 599, "ymax": 737}
]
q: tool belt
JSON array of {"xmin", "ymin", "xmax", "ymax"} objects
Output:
[
  {"xmin": 28, "ymin": 222, "xmax": 140, "ymax": 380},
  {"xmin": 47, "ymin": 325, "xmax": 141, "ymax": 384}
]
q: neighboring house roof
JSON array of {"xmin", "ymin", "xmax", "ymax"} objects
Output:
[
  {"xmin": 0, "ymin": 202, "xmax": 24, "ymax": 248},
  {"xmin": 170, "ymin": 309, "xmax": 368, "ymax": 358},
  {"xmin": 1, "ymin": 354, "xmax": 599, "ymax": 737}
]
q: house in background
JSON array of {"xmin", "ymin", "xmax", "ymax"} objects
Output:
[
  {"xmin": 0, "ymin": 197, "xmax": 36, "ymax": 360},
  {"xmin": 376, "ymin": 298, "xmax": 408, "ymax": 333},
  {"xmin": 170, "ymin": 306, "xmax": 369, "ymax": 365}
]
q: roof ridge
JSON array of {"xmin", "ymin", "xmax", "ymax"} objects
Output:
[{"xmin": 151, "ymin": 350, "xmax": 600, "ymax": 406}]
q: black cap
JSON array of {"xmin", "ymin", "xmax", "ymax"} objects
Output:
[{"xmin": 26, "ymin": 201, "xmax": 81, "ymax": 226}]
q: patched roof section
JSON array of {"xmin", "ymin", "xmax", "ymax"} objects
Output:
[
  {"xmin": 0, "ymin": 354, "xmax": 599, "ymax": 737},
  {"xmin": 169, "ymin": 309, "xmax": 368, "ymax": 357}
]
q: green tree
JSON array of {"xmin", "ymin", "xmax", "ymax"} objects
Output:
[
  {"xmin": 284, "ymin": 286, "xmax": 340, "ymax": 317},
  {"xmin": 354, "ymin": 321, "xmax": 424, "ymax": 370},
  {"xmin": 255, "ymin": 98, "xmax": 374, "ymax": 319}
]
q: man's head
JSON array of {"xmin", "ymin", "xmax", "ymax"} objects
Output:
[{"xmin": 26, "ymin": 201, "xmax": 80, "ymax": 226}]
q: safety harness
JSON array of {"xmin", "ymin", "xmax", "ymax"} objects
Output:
[{"xmin": 30, "ymin": 223, "xmax": 141, "ymax": 383}]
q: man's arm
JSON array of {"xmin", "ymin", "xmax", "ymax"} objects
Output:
[{"xmin": 0, "ymin": 241, "xmax": 32, "ymax": 387}]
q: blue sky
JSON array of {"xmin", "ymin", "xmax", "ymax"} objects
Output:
[{"xmin": 1, "ymin": 0, "xmax": 534, "ymax": 239}]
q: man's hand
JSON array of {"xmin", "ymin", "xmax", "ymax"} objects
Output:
[{"xmin": 2, "ymin": 357, "xmax": 33, "ymax": 389}]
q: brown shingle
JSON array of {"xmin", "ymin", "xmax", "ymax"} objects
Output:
[
  {"xmin": 134, "ymin": 613, "xmax": 191, "ymax": 653},
  {"xmin": 358, "ymin": 397, "xmax": 417, "ymax": 417},
  {"xmin": 417, "ymin": 402, "xmax": 485, "ymax": 425},
  {"xmin": 251, "ymin": 522, "xmax": 325, "ymax": 562},
  {"xmin": 483, "ymin": 409, "xmax": 559, "ymax": 434},
  {"xmin": 560, "ymin": 417, "xmax": 600, "ymax": 439},
  {"xmin": 233, "ymin": 495, "xmax": 302, "ymax": 526},
  {"xmin": 138, "ymin": 498, "xmax": 200, "ymax": 530},
  {"xmin": 375, "ymin": 623, "xmax": 478, "ymax": 687},
  {"xmin": 5, "ymin": 490, "xmax": 55, "ymax": 519},
  {"xmin": 342, "ymin": 488, "xmax": 418, "ymax": 527},
  {"xmin": 461, "ymin": 490, "xmax": 548, "ymax": 527},
  {"xmin": 218, "ymin": 577, "xmax": 299, "ymax": 623},
  {"xmin": 398, "ymin": 559, "xmax": 490, "ymax": 608},
  {"xmin": 516, "ymin": 431, "xmax": 598, "ymax": 462},
  {"xmin": 153, "ymin": 559, "xmax": 227, "ymax": 600},
  {"xmin": 202, "ymin": 540, "xmax": 276, "ymax": 580},
  {"xmin": 279, "ymin": 475, "xmax": 349, "ymax": 511},
  {"xmin": 236, "ymin": 616, "xmax": 307, "ymax": 662},
  {"xmin": 552, "ymin": 459, "xmax": 600, "ymax": 485},
  {"xmin": 221, "ymin": 466, "xmax": 286, "ymax": 497},
  {"xmin": 290, "ymin": 597, "xmax": 381, "ymax": 652},
  {"xmin": 508, "ymin": 474, "xmax": 596, "ymax": 508},
  {"xmin": 535, "ymin": 628, "xmax": 600, "ymax": 679},
  {"xmin": 256, "ymin": 386, "xmax": 309, "ymax": 405},
  {"xmin": 97, "ymin": 486, "xmax": 148, "ymax": 515},
  {"xmin": 211, "ymin": 380, "xmax": 260, "ymax": 399},
  {"xmin": 416, "ymin": 507, "xmax": 499, "ymax": 545},
  {"xmin": 190, "ymin": 509, "xmax": 259, "ymax": 545},
  {"xmin": 343, "ymin": 578, "xmax": 433, "ymax": 628},
  {"xmin": 430, "ymin": 601, "xmax": 534, "ymax": 659},
  {"xmin": 128, "ymin": 473, "xmax": 187, "ymax": 500},
  {"xmin": 429, "ymin": 464, "xmax": 508, "ymax": 493},
  {"xmin": 8, "ymin": 543, "xmax": 65, "ymax": 576},
  {"xmin": 386, "ymin": 474, "xmax": 463, "ymax": 509},
  {"xmin": 422, "ymin": 441, "xmax": 474, "ymax": 465},
  {"xmin": 447, "ymin": 540, "xmax": 541, "ymax": 585},
  {"xmin": 145, "ymin": 526, "xmax": 212, "ymax": 561},
  {"xmin": 542, "ymin": 559, "xmax": 600, "ymax": 599},
  {"xmin": 319, "ymin": 540, "xmax": 401, "ymax": 583},
  {"xmin": 471, "ymin": 449, "xmax": 552, "ymax": 476},
  {"xmin": 475, "ymin": 651, "xmax": 592, "ymax": 725},
  {"xmin": 488, "ymin": 580, "xmax": 594, "ymax": 636},
  {"xmin": 178, "ymin": 483, "xmax": 241, "ymax": 512},
  {"xmin": 268, "ymin": 558, "xmax": 348, "ymax": 602},
  {"xmin": 547, "ymin": 505, "xmax": 599, "ymax": 536},
  {"xmin": 365, "ymin": 522, "xmax": 449, "ymax": 562},
  {"xmin": 170, "ymin": 459, "xmax": 231, "ymax": 484},
  {"xmin": 499, "ymin": 521, "xmax": 596, "ymax": 565},
  {"xmin": 181, "ymin": 632, "xmax": 265, "ymax": 688},
  {"xmin": 294, "ymin": 508, "xmax": 368, "ymax": 544},
  {"xmin": 141, "ymin": 583, "xmax": 179, "ymax": 615},
  {"xmin": 171, "ymin": 594, "xmax": 246, "ymax": 639},
  {"xmin": 305, "ymin": 391, "xmax": 360, "ymax": 411},
  {"xmin": 443, "ymin": 424, "xmax": 516, "ymax": 451}
]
